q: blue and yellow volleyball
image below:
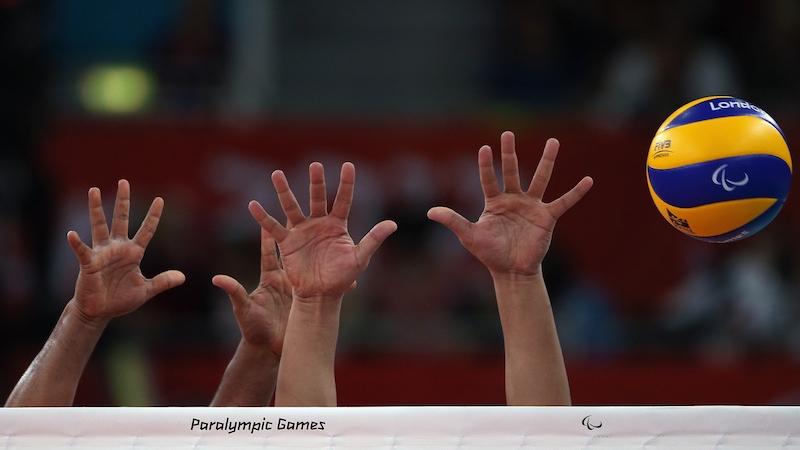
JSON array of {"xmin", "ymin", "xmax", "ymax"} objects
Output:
[{"xmin": 646, "ymin": 96, "xmax": 792, "ymax": 243}]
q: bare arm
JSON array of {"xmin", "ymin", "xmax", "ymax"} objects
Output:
[
  {"xmin": 210, "ymin": 229, "xmax": 291, "ymax": 406},
  {"xmin": 249, "ymin": 162, "xmax": 396, "ymax": 406},
  {"xmin": 275, "ymin": 296, "xmax": 343, "ymax": 406},
  {"xmin": 493, "ymin": 272, "xmax": 569, "ymax": 405},
  {"xmin": 5, "ymin": 302, "xmax": 107, "ymax": 406},
  {"xmin": 5, "ymin": 180, "xmax": 184, "ymax": 406},
  {"xmin": 211, "ymin": 340, "xmax": 280, "ymax": 406},
  {"xmin": 428, "ymin": 132, "xmax": 592, "ymax": 406}
]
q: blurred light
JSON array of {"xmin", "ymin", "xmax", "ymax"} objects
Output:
[{"xmin": 79, "ymin": 64, "xmax": 154, "ymax": 114}]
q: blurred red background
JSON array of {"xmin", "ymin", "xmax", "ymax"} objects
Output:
[{"xmin": 12, "ymin": 118, "xmax": 795, "ymax": 406}]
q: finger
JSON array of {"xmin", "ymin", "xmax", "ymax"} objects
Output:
[
  {"xmin": 271, "ymin": 170, "xmax": 306, "ymax": 225},
  {"xmin": 355, "ymin": 220, "xmax": 397, "ymax": 267},
  {"xmin": 500, "ymin": 131, "xmax": 522, "ymax": 192},
  {"xmin": 528, "ymin": 138, "xmax": 559, "ymax": 199},
  {"xmin": 248, "ymin": 200, "xmax": 289, "ymax": 242},
  {"xmin": 66, "ymin": 231, "xmax": 93, "ymax": 266},
  {"xmin": 110, "ymin": 179, "xmax": 131, "ymax": 239},
  {"xmin": 146, "ymin": 270, "xmax": 186, "ymax": 298},
  {"xmin": 133, "ymin": 197, "xmax": 164, "ymax": 249},
  {"xmin": 212, "ymin": 274, "xmax": 249, "ymax": 311},
  {"xmin": 547, "ymin": 176, "xmax": 594, "ymax": 219},
  {"xmin": 427, "ymin": 207, "xmax": 473, "ymax": 245},
  {"xmin": 309, "ymin": 162, "xmax": 328, "ymax": 217},
  {"xmin": 478, "ymin": 146, "xmax": 501, "ymax": 199},
  {"xmin": 87, "ymin": 187, "xmax": 110, "ymax": 245},
  {"xmin": 331, "ymin": 162, "xmax": 355, "ymax": 220},
  {"xmin": 260, "ymin": 227, "xmax": 281, "ymax": 274}
]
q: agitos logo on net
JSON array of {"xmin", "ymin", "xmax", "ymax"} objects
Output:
[{"xmin": 581, "ymin": 415, "xmax": 603, "ymax": 431}]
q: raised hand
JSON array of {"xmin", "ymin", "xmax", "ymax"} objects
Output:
[
  {"xmin": 248, "ymin": 162, "xmax": 397, "ymax": 299},
  {"xmin": 5, "ymin": 179, "xmax": 183, "ymax": 407},
  {"xmin": 212, "ymin": 228, "xmax": 292, "ymax": 357},
  {"xmin": 428, "ymin": 131, "xmax": 593, "ymax": 277},
  {"xmin": 67, "ymin": 180, "xmax": 185, "ymax": 322},
  {"xmin": 210, "ymin": 228, "xmax": 292, "ymax": 406}
]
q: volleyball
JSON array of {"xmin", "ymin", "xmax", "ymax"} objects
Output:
[{"xmin": 646, "ymin": 96, "xmax": 792, "ymax": 243}]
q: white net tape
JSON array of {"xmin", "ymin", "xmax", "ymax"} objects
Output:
[{"xmin": 1, "ymin": 406, "xmax": 799, "ymax": 449}]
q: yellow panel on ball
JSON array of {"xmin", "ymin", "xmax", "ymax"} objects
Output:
[
  {"xmin": 655, "ymin": 95, "xmax": 727, "ymax": 134},
  {"xmin": 648, "ymin": 116, "xmax": 791, "ymax": 170},
  {"xmin": 647, "ymin": 181, "xmax": 776, "ymax": 237}
]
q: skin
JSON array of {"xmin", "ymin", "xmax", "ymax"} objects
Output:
[
  {"xmin": 210, "ymin": 228, "xmax": 292, "ymax": 406},
  {"xmin": 5, "ymin": 180, "xmax": 185, "ymax": 407},
  {"xmin": 249, "ymin": 162, "xmax": 397, "ymax": 406},
  {"xmin": 428, "ymin": 131, "xmax": 593, "ymax": 405}
]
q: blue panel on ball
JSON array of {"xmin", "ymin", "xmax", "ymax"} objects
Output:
[
  {"xmin": 695, "ymin": 198, "xmax": 786, "ymax": 243},
  {"xmin": 647, "ymin": 154, "xmax": 791, "ymax": 208},
  {"xmin": 663, "ymin": 97, "xmax": 784, "ymax": 137}
]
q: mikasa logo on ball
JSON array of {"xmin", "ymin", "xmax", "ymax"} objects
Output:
[
  {"xmin": 712, "ymin": 164, "xmax": 749, "ymax": 192},
  {"xmin": 708, "ymin": 99, "xmax": 762, "ymax": 112}
]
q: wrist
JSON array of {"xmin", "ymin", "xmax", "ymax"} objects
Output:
[
  {"xmin": 292, "ymin": 292, "xmax": 344, "ymax": 306},
  {"xmin": 65, "ymin": 299, "xmax": 111, "ymax": 331},
  {"xmin": 237, "ymin": 339, "xmax": 281, "ymax": 366},
  {"xmin": 490, "ymin": 267, "xmax": 543, "ymax": 284},
  {"xmin": 290, "ymin": 293, "xmax": 343, "ymax": 324}
]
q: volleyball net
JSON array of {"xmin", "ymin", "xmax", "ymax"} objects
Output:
[{"xmin": 2, "ymin": 406, "xmax": 798, "ymax": 448}]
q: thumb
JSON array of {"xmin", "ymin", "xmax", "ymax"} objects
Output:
[
  {"xmin": 66, "ymin": 230, "xmax": 93, "ymax": 266},
  {"xmin": 211, "ymin": 275, "xmax": 249, "ymax": 310},
  {"xmin": 146, "ymin": 270, "xmax": 186, "ymax": 298},
  {"xmin": 355, "ymin": 220, "xmax": 398, "ymax": 268},
  {"xmin": 427, "ymin": 207, "xmax": 473, "ymax": 243}
]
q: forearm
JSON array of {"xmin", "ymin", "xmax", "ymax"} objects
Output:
[
  {"xmin": 275, "ymin": 296, "xmax": 342, "ymax": 406},
  {"xmin": 5, "ymin": 300, "xmax": 107, "ymax": 407},
  {"xmin": 492, "ymin": 270, "xmax": 571, "ymax": 406},
  {"xmin": 211, "ymin": 340, "xmax": 280, "ymax": 406}
]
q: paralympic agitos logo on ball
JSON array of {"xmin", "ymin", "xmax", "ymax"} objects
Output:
[{"xmin": 712, "ymin": 164, "xmax": 749, "ymax": 192}]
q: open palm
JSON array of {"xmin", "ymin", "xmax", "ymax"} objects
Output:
[
  {"xmin": 249, "ymin": 162, "xmax": 397, "ymax": 299},
  {"xmin": 213, "ymin": 228, "xmax": 292, "ymax": 356},
  {"xmin": 67, "ymin": 180, "xmax": 185, "ymax": 321},
  {"xmin": 428, "ymin": 132, "xmax": 593, "ymax": 277}
]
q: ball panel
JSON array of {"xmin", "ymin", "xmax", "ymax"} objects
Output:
[
  {"xmin": 647, "ymin": 178, "xmax": 776, "ymax": 237},
  {"xmin": 648, "ymin": 116, "xmax": 791, "ymax": 171},
  {"xmin": 695, "ymin": 199, "xmax": 786, "ymax": 243},
  {"xmin": 647, "ymin": 154, "xmax": 791, "ymax": 208},
  {"xmin": 655, "ymin": 96, "xmax": 726, "ymax": 134},
  {"xmin": 661, "ymin": 97, "xmax": 784, "ymax": 137}
]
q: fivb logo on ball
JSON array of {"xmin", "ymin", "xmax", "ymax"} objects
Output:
[{"xmin": 646, "ymin": 96, "xmax": 792, "ymax": 243}]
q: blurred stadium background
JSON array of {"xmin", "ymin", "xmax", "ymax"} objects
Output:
[{"xmin": 2, "ymin": 0, "xmax": 799, "ymax": 406}]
